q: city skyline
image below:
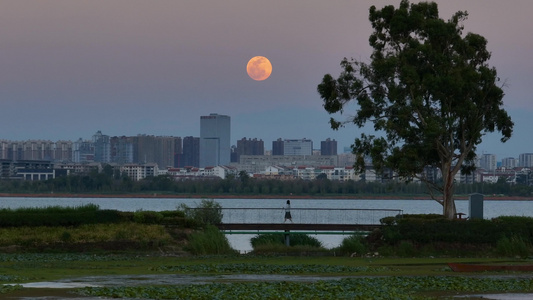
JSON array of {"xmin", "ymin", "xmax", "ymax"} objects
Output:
[{"xmin": 1, "ymin": 1, "xmax": 532, "ymax": 159}]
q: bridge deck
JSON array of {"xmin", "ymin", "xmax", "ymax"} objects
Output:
[{"xmin": 216, "ymin": 223, "xmax": 381, "ymax": 232}]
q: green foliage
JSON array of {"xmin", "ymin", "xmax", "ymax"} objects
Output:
[
  {"xmin": 78, "ymin": 276, "xmax": 533, "ymax": 300},
  {"xmin": 0, "ymin": 204, "xmax": 127, "ymax": 227},
  {"xmin": 496, "ymin": 236, "xmax": 531, "ymax": 258},
  {"xmin": 0, "ymin": 284, "xmax": 23, "ymax": 294},
  {"xmin": 185, "ymin": 225, "xmax": 236, "ymax": 255},
  {"xmin": 336, "ymin": 234, "xmax": 368, "ymax": 256},
  {"xmin": 4, "ymin": 167, "xmax": 533, "ymax": 198},
  {"xmin": 0, "ymin": 223, "xmax": 174, "ymax": 251},
  {"xmin": 179, "ymin": 199, "xmax": 223, "ymax": 226},
  {"xmin": 379, "ymin": 214, "xmax": 533, "ymax": 256},
  {"xmin": 317, "ymin": 0, "xmax": 513, "ymax": 219},
  {"xmin": 133, "ymin": 211, "xmax": 164, "ymax": 224},
  {"xmin": 251, "ymin": 233, "xmax": 323, "ymax": 248},
  {"xmin": 152, "ymin": 263, "xmax": 387, "ymax": 274},
  {"xmin": 396, "ymin": 241, "xmax": 416, "ymax": 257}
]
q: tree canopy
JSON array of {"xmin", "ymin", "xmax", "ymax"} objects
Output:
[{"xmin": 317, "ymin": 0, "xmax": 513, "ymax": 219}]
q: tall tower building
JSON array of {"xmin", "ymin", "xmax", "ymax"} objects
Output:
[
  {"xmin": 110, "ymin": 136, "xmax": 134, "ymax": 164},
  {"xmin": 479, "ymin": 153, "xmax": 496, "ymax": 171},
  {"xmin": 93, "ymin": 131, "xmax": 111, "ymax": 163},
  {"xmin": 320, "ymin": 138, "xmax": 338, "ymax": 155},
  {"xmin": 272, "ymin": 138, "xmax": 284, "ymax": 156},
  {"xmin": 179, "ymin": 136, "xmax": 200, "ymax": 167},
  {"xmin": 200, "ymin": 113, "xmax": 231, "ymax": 167},
  {"xmin": 519, "ymin": 153, "xmax": 533, "ymax": 168}
]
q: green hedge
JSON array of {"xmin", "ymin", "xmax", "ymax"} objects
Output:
[
  {"xmin": 0, "ymin": 205, "xmax": 128, "ymax": 227},
  {"xmin": 381, "ymin": 214, "xmax": 533, "ymax": 246}
]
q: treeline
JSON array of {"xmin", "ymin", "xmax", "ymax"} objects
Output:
[{"xmin": 1, "ymin": 165, "xmax": 532, "ymax": 197}]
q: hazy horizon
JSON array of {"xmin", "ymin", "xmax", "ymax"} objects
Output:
[{"xmin": 2, "ymin": 0, "xmax": 532, "ymax": 158}]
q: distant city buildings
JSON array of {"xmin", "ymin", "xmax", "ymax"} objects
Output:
[
  {"xmin": 479, "ymin": 154, "xmax": 497, "ymax": 171},
  {"xmin": 519, "ymin": 153, "xmax": 533, "ymax": 168},
  {"xmin": 321, "ymin": 138, "xmax": 337, "ymax": 156},
  {"xmin": 2, "ymin": 113, "xmax": 531, "ymax": 184},
  {"xmin": 272, "ymin": 138, "xmax": 284, "ymax": 156},
  {"xmin": 501, "ymin": 157, "xmax": 517, "ymax": 169},
  {"xmin": 177, "ymin": 136, "xmax": 200, "ymax": 167},
  {"xmin": 283, "ymin": 138, "xmax": 313, "ymax": 156},
  {"xmin": 232, "ymin": 137, "xmax": 264, "ymax": 162},
  {"xmin": 200, "ymin": 113, "xmax": 231, "ymax": 168}
]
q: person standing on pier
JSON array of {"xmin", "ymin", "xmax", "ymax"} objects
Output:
[{"xmin": 284, "ymin": 200, "xmax": 292, "ymax": 223}]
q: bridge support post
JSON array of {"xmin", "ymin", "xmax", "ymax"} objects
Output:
[{"xmin": 284, "ymin": 230, "xmax": 290, "ymax": 246}]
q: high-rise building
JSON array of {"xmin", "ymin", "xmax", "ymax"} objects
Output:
[
  {"xmin": 234, "ymin": 137, "xmax": 264, "ymax": 162},
  {"xmin": 501, "ymin": 157, "xmax": 517, "ymax": 169},
  {"xmin": 131, "ymin": 135, "xmax": 180, "ymax": 169},
  {"xmin": 272, "ymin": 138, "xmax": 284, "ymax": 156},
  {"xmin": 93, "ymin": 131, "xmax": 111, "ymax": 163},
  {"xmin": 320, "ymin": 138, "xmax": 337, "ymax": 155},
  {"xmin": 54, "ymin": 141, "xmax": 73, "ymax": 162},
  {"xmin": 200, "ymin": 113, "xmax": 231, "ymax": 167},
  {"xmin": 179, "ymin": 136, "xmax": 200, "ymax": 167},
  {"xmin": 479, "ymin": 153, "xmax": 496, "ymax": 171},
  {"xmin": 110, "ymin": 136, "xmax": 134, "ymax": 164},
  {"xmin": 284, "ymin": 139, "xmax": 313, "ymax": 156},
  {"xmin": 519, "ymin": 153, "xmax": 533, "ymax": 168},
  {"xmin": 72, "ymin": 138, "xmax": 94, "ymax": 162}
]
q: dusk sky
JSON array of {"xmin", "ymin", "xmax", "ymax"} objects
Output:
[{"xmin": 1, "ymin": 1, "xmax": 531, "ymax": 159}]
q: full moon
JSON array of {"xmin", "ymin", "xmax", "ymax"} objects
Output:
[{"xmin": 246, "ymin": 56, "xmax": 272, "ymax": 81}]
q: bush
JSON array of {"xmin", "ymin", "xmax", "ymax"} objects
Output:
[
  {"xmin": 179, "ymin": 199, "xmax": 223, "ymax": 226},
  {"xmin": 496, "ymin": 236, "xmax": 531, "ymax": 258},
  {"xmin": 185, "ymin": 225, "xmax": 236, "ymax": 255},
  {"xmin": 251, "ymin": 233, "xmax": 323, "ymax": 248},
  {"xmin": 336, "ymin": 234, "xmax": 367, "ymax": 256},
  {"xmin": 133, "ymin": 211, "xmax": 164, "ymax": 224},
  {"xmin": 396, "ymin": 241, "xmax": 417, "ymax": 257},
  {"xmin": 0, "ymin": 205, "xmax": 127, "ymax": 227}
]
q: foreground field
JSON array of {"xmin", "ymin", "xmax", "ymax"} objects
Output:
[{"xmin": 1, "ymin": 253, "xmax": 533, "ymax": 299}]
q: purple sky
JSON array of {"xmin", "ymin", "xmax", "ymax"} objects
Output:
[{"xmin": 1, "ymin": 0, "xmax": 532, "ymax": 159}]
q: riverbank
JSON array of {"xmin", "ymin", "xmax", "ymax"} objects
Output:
[{"xmin": 0, "ymin": 192, "xmax": 531, "ymax": 201}]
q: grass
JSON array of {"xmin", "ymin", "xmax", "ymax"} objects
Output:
[
  {"xmin": 0, "ymin": 254, "xmax": 527, "ymax": 283},
  {"xmin": 0, "ymin": 223, "xmax": 174, "ymax": 248},
  {"xmin": 2, "ymin": 254, "xmax": 532, "ymax": 298}
]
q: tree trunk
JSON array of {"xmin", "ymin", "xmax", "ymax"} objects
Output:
[
  {"xmin": 443, "ymin": 190, "xmax": 456, "ymax": 219},
  {"xmin": 441, "ymin": 160, "xmax": 457, "ymax": 220},
  {"xmin": 442, "ymin": 171, "xmax": 456, "ymax": 219}
]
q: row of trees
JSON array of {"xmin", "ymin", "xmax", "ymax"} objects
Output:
[{"xmin": 1, "ymin": 169, "xmax": 532, "ymax": 197}]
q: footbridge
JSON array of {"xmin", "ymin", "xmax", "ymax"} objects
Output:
[{"xmin": 211, "ymin": 208, "xmax": 402, "ymax": 234}]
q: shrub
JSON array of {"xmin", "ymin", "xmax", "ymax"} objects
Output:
[
  {"xmin": 251, "ymin": 233, "xmax": 322, "ymax": 248},
  {"xmin": 337, "ymin": 234, "xmax": 367, "ymax": 256},
  {"xmin": 496, "ymin": 235, "xmax": 531, "ymax": 258},
  {"xmin": 0, "ymin": 205, "xmax": 127, "ymax": 227},
  {"xmin": 185, "ymin": 225, "xmax": 236, "ymax": 255},
  {"xmin": 396, "ymin": 241, "xmax": 417, "ymax": 257},
  {"xmin": 179, "ymin": 199, "xmax": 223, "ymax": 226},
  {"xmin": 133, "ymin": 211, "xmax": 164, "ymax": 224}
]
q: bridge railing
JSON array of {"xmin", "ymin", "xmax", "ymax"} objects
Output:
[{"xmin": 212, "ymin": 208, "xmax": 402, "ymax": 225}]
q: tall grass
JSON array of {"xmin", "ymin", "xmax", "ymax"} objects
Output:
[
  {"xmin": 496, "ymin": 236, "xmax": 531, "ymax": 258},
  {"xmin": 185, "ymin": 225, "xmax": 236, "ymax": 255}
]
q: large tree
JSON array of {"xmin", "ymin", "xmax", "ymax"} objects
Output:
[{"xmin": 317, "ymin": 0, "xmax": 513, "ymax": 219}]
